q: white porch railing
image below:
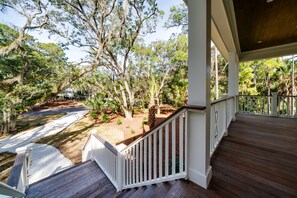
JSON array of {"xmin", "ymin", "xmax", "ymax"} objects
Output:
[
  {"xmin": 0, "ymin": 182, "xmax": 25, "ymax": 198},
  {"xmin": 121, "ymin": 107, "xmax": 189, "ymax": 189},
  {"xmin": 277, "ymin": 95, "xmax": 297, "ymax": 117},
  {"xmin": 238, "ymin": 94, "xmax": 297, "ymax": 117},
  {"xmin": 0, "ymin": 147, "xmax": 31, "ymax": 198},
  {"xmin": 82, "ymin": 106, "xmax": 208, "ymax": 191},
  {"xmin": 82, "ymin": 130, "xmax": 121, "ymax": 191},
  {"xmin": 210, "ymin": 96, "xmax": 235, "ymax": 156},
  {"xmin": 238, "ymin": 95, "xmax": 272, "ymax": 115}
]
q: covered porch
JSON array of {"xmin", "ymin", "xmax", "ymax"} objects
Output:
[
  {"xmin": 23, "ymin": 113, "xmax": 297, "ymax": 197},
  {"xmin": 186, "ymin": 0, "xmax": 297, "ymax": 190},
  {"xmin": 1, "ymin": 0, "xmax": 297, "ymax": 197}
]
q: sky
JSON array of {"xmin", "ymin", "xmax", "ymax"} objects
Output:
[{"xmin": 0, "ymin": 0, "xmax": 183, "ymax": 62}]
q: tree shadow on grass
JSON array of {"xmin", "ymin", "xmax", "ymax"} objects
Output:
[
  {"xmin": 35, "ymin": 123, "xmax": 95, "ymax": 149},
  {"xmin": 0, "ymin": 152, "xmax": 17, "ymax": 183}
]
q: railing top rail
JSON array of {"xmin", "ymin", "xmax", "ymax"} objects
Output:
[
  {"xmin": 7, "ymin": 147, "xmax": 29, "ymax": 188},
  {"xmin": 120, "ymin": 105, "xmax": 205, "ymax": 152},
  {"xmin": 90, "ymin": 131, "xmax": 119, "ymax": 156},
  {"xmin": 277, "ymin": 95, "xmax": 297, "ymax": 97},
  {"xmin": 211, "ymin": 96, "xmax": 235, "ymax": 105},
  {"xmin": 0, "ymin": 181, "xmax": 25, "ymax": 197},
  {"xmin": 238, "ymin": 94, "xmax": 297, "ymax": 97},
  {"xmin": 238, "ymin": 95, "xmax": 271, "ymax": 97}
]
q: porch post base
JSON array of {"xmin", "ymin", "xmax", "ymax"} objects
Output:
[{"xmin": 189, "ymin": 166, "xmax": 212, "ymax": 189}]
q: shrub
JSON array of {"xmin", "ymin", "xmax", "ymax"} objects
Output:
[
  {"xmin": 130, "ymin": 129, "xmax": 135, "ymax": 134},
  {"xmin": 102, "ymin": 114, "xmax": 110, "ymax": 123},
  {"xmin": 116, "ymin": 119, "xmax": 122, "ymax": 125},
  {"xmin": 91, "ymin": 111, "xmax": 98, "ymax": 119},
  {"xmin": 142, "ymin": 117, "xmax": 148, "ymax": 125}
]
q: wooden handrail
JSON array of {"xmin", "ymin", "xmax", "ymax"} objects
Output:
[{"xmin": 120, "ymin": 105, "xmax": 205, "ymax": 152}]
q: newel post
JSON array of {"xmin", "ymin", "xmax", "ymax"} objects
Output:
[{"xmin": 271, "ymin": 92, "xmax": 278, "ymax": 116}]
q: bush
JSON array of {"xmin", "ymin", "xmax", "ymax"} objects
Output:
[
  {"xmin": 142, "ymin": 117, "xmax": 148, "ymax": 125},
  {"xmin": 116, "ymin": 119, "xmax": 122, "ymax": 125},
  {"xmin": 102, "ymin": 114, "xmax": 110, "ymax": 123},
  {"xmin": 130, "ymin": 129, "xmax": 135, "ymax": 134},
  {"xmin": 91, "ymin": 111, "xmax": 98, "ymax": 119}
]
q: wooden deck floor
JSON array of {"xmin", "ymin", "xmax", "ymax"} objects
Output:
[{"xmin": 25, "ymin": 114, "xmax": 297, "ymax": 197}]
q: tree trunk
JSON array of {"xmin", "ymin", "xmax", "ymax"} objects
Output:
[
  {"xmin": 156, "ymin": 97, "xmax": 161, "ymax": 115},
  {"xmin": 123, "ymin": 108, "xmax": 133, "ymax": 120},
  {"xmin": 149, "ymin": 92, "xmax": 155, "ymax": 109}
]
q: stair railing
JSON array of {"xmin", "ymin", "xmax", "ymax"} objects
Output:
[
  {"xmin": 120, "ymin": 106, "xmax": 205, "ymax": 189},
  {"xmin": 82, "ymin": 130, "xmax": 122, "ymax": 191},
  {"xmin": 1, "ymin": 146, "xmax": 32, "ymax": 197},
  {"xmin": 0, "ymin": 182, "xmax": 25, "ymax": 198}
]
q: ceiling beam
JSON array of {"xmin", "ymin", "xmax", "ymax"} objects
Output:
[
  {"xmin": 222, "ymin": 0, "xmax": 241, "ymax": 53},
  {"xmin": 239, "ymin": 42, "xmax": 297, "ymax": 62}
]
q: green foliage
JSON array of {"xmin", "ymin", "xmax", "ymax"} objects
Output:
[
  {"xmin": 130, "ymin": 129, "xmax": 136, "ymax": 134},
  {"xmin": 142, "ymin": 117, "xmax": 148, "ymax": 125},
  {"xmin": 0, "ymin": 23, "xmax": 69, "ymax": 134},
  {"xmin": 91, "ymin": 112, "xmax": 98, "ymax": 119},
  {"xmin": 164, "ymin": 3, "xmax": 188, "ymax": 34},
  {"xmin": 116, "ymin": 119, "xmax": 122, "ymax": 125},
  {"xmin": 84, "ymin": 93, "xmax": 120, "ymax": 114},
  {"xmin": 102, "ymin": 114, "xmax": 110, "ymax": 123}
]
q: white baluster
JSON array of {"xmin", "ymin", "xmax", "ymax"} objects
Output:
[
  {"xmin": 179, "ymin": 115, "xmax": 183, "ymax": 173},
  {"xmin": 159, "ymin": 128, "xmax": 163, "ymax": 178},
  {"xmin": 144, "ymin": 138, "xmax": 147, "ymax": 181},
  {"xmin": 129, "ymin": 149, "xmax": 131, "ymax": 185},
  {"xmin": 172, "ymin": 119, "xmax": 176, "ymax": 175},
  {"xmin": 148, "ymin": 135, "xmax": 152, "ymax": 180},
  {"xmin": 136, "ymin": 143, "xmax": 139, "ymax": 183},
  {"xmin": 132, "ymin": 146, "xmax": 135, "ymax": 184},
  {"xmin": 185, "ymin": 111, "xmax": 188, "ymax": 175},
  {"xmin": 140, "ymin": 141, "xmax": 143, "ymax": 182},
  {"xmin": 153, "ymin": 132, "xmax": 157, "ymax": 179},
  {"xmin": 165, "ymin": 124, "xmax": 169, "ymax": 177}
]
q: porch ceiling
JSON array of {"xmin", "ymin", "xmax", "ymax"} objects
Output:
[
  {"xmin": 223, "ymin": 0, "xmax": 297, "ymax": 61},
  {"xmin": 234, "ymin": 0, "xmax": 297, "ymax": 53},
  {"xmin": 185, "ymin": 0, "xmax": 297, "ymax": 62}
]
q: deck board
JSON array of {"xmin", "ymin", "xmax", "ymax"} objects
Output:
[{"xmin": 25, "ymin": 114, "xmax": 297, "ymax": 197}]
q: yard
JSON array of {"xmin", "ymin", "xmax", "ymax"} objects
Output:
[{"xmin": 0, "ymin": 100, "xmax": 175, "ymax": 183}]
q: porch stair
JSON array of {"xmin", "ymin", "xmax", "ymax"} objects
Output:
[{"xmin": 25, "ymin": 160, "xmax": 213, "ymax": 198}]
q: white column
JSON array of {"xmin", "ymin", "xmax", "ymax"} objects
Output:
[
  {"xmin": 228, "ymin": 52, "xmax": 239, "ymax": 96},
  {"xmin": 188, "ymin": 0, "xmax": 212, "ymax": 189},
  {"xmin": 228, "ymin": 52, "xmax": 239, "ymax": 120}
]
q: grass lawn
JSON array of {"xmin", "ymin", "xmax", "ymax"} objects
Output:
[
  {"xmin": 0, "ymin": 152, "xmax": 16, "ymax": 183},
  {"xmin": 35, "ymin": 106, "xmax": 175, "ymax": 165},
  {"xmin": 0, "ymin": 112, "xmax": 66, "ymax": 139},
  {"xmin": 36, "ymin": 113, "xmax": 97, "ymax": 164}
]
